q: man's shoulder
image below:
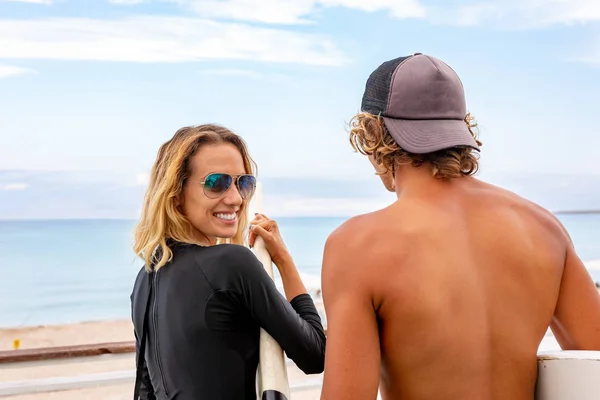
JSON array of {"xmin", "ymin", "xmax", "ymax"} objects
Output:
[
  {"xmin": 324, "ymin": 211, "xmax": 403, "ymax": 269},
  {"xmin": 476, "ymin": 179, "xmax": 570, "ymax": 242},
  {"xmin": 326, "ymin": 212, "xmax": 381, "ymax": 248}
]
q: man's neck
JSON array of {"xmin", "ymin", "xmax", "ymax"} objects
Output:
[{"xmin": 393, "ymin": 164, "xmax": 470, "ymax": 199}]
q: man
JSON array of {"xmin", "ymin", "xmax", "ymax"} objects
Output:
[{"xmin": 320, "ymin": 53, "xmax": 600, "ymax": 400}]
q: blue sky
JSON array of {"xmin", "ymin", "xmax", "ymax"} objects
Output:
[{"xmin": 1, "ymin": 0, "xmax": 600, "ymax": 218}]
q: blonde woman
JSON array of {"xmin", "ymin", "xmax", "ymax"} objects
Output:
[{"xmin": 130, "ymin": 125, "xmax": 325, "ymax": 400}]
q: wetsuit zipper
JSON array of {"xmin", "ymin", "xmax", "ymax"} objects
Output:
[{"xmin": 152, "ymin": 271, "xmax": 169, "ymax": 397}]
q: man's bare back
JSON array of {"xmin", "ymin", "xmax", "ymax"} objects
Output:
[{"xmin": 320, "ymin": 177, "xmax": 600, "ymax": 400}]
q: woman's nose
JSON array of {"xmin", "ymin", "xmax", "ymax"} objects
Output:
[{"xmin": 222, "ymin": 182, "xmax": 243, "ymax": 205}]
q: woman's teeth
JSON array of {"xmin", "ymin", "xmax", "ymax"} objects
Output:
[{"xmin": 215, "ymin": 213, "xmax": 236, "ymax": 221}]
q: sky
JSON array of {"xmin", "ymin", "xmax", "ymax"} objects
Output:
[{"xmin": 1, "ymin": 0, "xmax": 600, "ymax": 218}]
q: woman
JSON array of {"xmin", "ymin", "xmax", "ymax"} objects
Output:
[{"xmin": 130, "ymin": 124, "xmax": 326, "ymax": 399}]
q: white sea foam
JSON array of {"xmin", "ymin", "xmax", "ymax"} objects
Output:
[
  {"xmin": 585, "ymin": 259, "xmax": 600, "ymax": 270},
  {"xmin": 274, "ymin": 272, "xmax": 321, "ymax": 293}
]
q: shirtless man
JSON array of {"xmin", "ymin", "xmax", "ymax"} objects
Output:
[{"xmin": 320, "ymin": 53, "xmax": 600, "ymax": 400}]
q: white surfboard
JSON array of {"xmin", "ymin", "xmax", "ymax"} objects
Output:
[
  {"xmin": 536, "ymin": 350, "xmax": 600, "ymax": 400},
  {"xmin": 250, "ymin": 182, "xmax": 291, "ymax": 400}
]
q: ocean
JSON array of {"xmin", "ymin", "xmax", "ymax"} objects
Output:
[{"xmin": 1, "ymin": 215, "xmax": 599, "ymax": 328}]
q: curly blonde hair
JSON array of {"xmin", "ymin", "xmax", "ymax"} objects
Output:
[
  {"xmin": 349, "ymin": 113, "xmax": 482, "ymax": 180},
  {"xmin": 133, "ymin": 124, "xmax": 257, "ymax": 271}
]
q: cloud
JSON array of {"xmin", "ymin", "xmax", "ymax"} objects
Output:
[
  {"xmin": 178, "ymin": 0, "xmax": 426, "ymax": 24},
  {"xmin": 3, "ymin": 0, "xmax": 52, "ymax": 4},
  {"xmin": 430, "ymin": 0, "xmax": 600, "ymax": 29},
  {"xmin": 0, "ymin": 64, "xmax": 34, "ymax": 79},
  {"xmin": 199, "ymin": 68, "xmax": 264, "ymax": 79},
  {"xmin": 133, "ymin": 0, "xmax": 597, "ymax": 28},
  {"xmin": 0, "ymin": 171, "xmax": 145, "ymax": 220},
  {"xmin": 108, "ymin": 0, "xmax": 144, "ymax": 4},
  {"xmin": 576, "ymin": 36, "xmax": 600, "ymax": 65},
  {"xmin": 197, "ymin": 67, "xmax": 293, "ymax": 84},
  {"xmin": 578, "ymin": 54, "xmax": 600, "ymax": 65},
  {"xmin": 264, "ymin": 195, "xmax": 393, "ymax": 217},
  {"xmin": 588, "ymin": 260, "xmax": 600, "ymax": 270},
  {"xmin": 1, "ymin": 183, "xmax": 29, "ymax": 191},
  {"xmin": 134, "ymin": 173, "xmax": 149, "ymax": 186},
  {"xmin": 1, "ymin": 171, "xmax": 600, "ymax": 219},
  {"xmin": 0, "ymin": 16, "xmax": 348, "ymax": 66}
]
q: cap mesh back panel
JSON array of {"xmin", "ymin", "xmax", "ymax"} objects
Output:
[{"xmin": 360, "ymin": 56, "xmax": 410, "ymax": 115}]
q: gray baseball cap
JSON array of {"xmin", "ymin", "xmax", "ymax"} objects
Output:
[{"xmin": 360, "ymin": 53, "xmax": 480, "ymax": 154}]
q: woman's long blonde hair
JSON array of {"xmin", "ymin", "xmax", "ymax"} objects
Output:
[{"xmin": 133, "ymin": 124, "xmax": 257, "ymax": 271}]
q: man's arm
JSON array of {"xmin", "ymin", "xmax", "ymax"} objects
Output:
[
  {"xmin": 320, "ymin": 225, "xmax": 381, "ymax": 400},
  {"xmin": 550, "ymin": 241, "xmax": 600, "ymax": 350}
]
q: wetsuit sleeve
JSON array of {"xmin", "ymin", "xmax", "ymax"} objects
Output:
[{"xmin": 211, "ymin": 245, "xmax": 326, "ymax": 374}]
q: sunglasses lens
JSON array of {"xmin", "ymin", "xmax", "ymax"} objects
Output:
[
  {"xmin": 237, "ymin": 175, "xmax": 256, "ymax": 199},
  {"xmin": 203, "ymin": 173, "xmax": 232, "ymax": 198}
]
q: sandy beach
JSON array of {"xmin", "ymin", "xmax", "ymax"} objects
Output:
[
  {"xmin": 1, "ymin": 288, "xmax": 599, "ymax": 399},
  {"xmin": 0, "ymin": 319, "xmax": 323, "ymax": 399},
  {"xmin": 0, "ymin": 319, "xmax": 135, "ymax": 352}
]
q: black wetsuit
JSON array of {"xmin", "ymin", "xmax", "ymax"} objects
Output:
[{"xmin": 130, "ymin": 242, "xmax": 326, "ymax": 400}]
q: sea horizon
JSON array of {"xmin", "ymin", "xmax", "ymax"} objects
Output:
[
  {"xmin": 1, "ymin": 208, "xmax": 600, "ymax": 221},
  {"xmin": 1, "ymin": 215, "xmax": 599, "ymax": 328}
]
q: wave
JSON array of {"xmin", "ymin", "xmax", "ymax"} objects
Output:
[
  {"xmin": 585, "ymin": 259, "xmax": 600, "ymax": 271},
  {"xmin": 274, "ymin": 272, "xmax": 321, "ymax": 293}
]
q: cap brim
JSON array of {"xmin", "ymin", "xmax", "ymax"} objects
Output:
[{"xmin": 382, "ymin": 117, "xmax": 480, "ymax": 154}]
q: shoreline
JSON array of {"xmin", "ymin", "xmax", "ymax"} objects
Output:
[
  {"xmin": 1, "ymin": 267, "xmax": 598, "ymax": 331},
  {"xmin": 0, "ymin": 319, "xmax": 134, "ymax": 351},
  {"xmin": 2, "ymin": 288, "xmax": 598, "ymax": 351},
  {"xmin": 0, "ymin": 317, "xmax": 322, "ymax": 400},
  {"xmin": 553, "ymin": 210, "xmax": 600, "ymax": 215},
  {"xmin": 0, "ymin": 298, "xmax": 327, "ymax": 349}
]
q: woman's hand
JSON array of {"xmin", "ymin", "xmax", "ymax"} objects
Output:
[
  {"xmin": 248, "ymin": 213, "xmax": 292, "ymax": 268},
  {"xmin": 249, "ymin": 213, "xmax": 306, "ymax": 301}
]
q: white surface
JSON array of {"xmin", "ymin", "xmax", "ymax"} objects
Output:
[
  {"xmin": 250, "ymin": 182, "xmax": 291, "ymax": 398},
  {"xmin": 536, "ymin": 331, "xmax": 600, "ymax": 400},
  {"xmin": 536, "ymin": 355, "xmax": 600, "ymax": 400},
  {"xmin": 0, "ymin": 370, "xmax": 135, "ymax": 396},
  {"xmin": 538, "ymin": 350, "xmax": 600, "ymax": 361},
  {"xmin": 538, "ymin": 334, "xmax": 561, "ymax": 353},
  {"xmin": 0, "ymin": 370, "xmax": 322, "ymax": 397}
]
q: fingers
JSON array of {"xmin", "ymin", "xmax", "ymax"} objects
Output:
[
  {"xmin": 250, "ymin": 213, "xmax": 269, "ymax": 225},
  {"xmin": 254, "ymin": 213, "xmax": 269, "ymax": 220},
  {"xmin": 248, "ymin": 214, "xmax": 264, "ymax": 248},
  {"xmin": 250, "ymin": 215, "xmax": 277, "ymax": 232},
  {"xmin": 249, "ymin": 224, "xmax": 272, "ymax": 246},
  {"xmin": 248, "ymin": 214, "xmax": 279, "ymax": 249}
]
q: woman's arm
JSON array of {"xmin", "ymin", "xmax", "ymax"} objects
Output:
[
  {"xmin": 243, "ymin": 255, "xmax": 325, "ymax": 374},
  {"xmin": 213, "ymin": 245, "xmax": 326, "ymax": 374},
  {"xmin": 272, "ymin": 253, "xmax": 307, "ymax": 302},
  {"xmin": 248, "ymin": 213, "xmax": 307, "ymax": 301}
]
